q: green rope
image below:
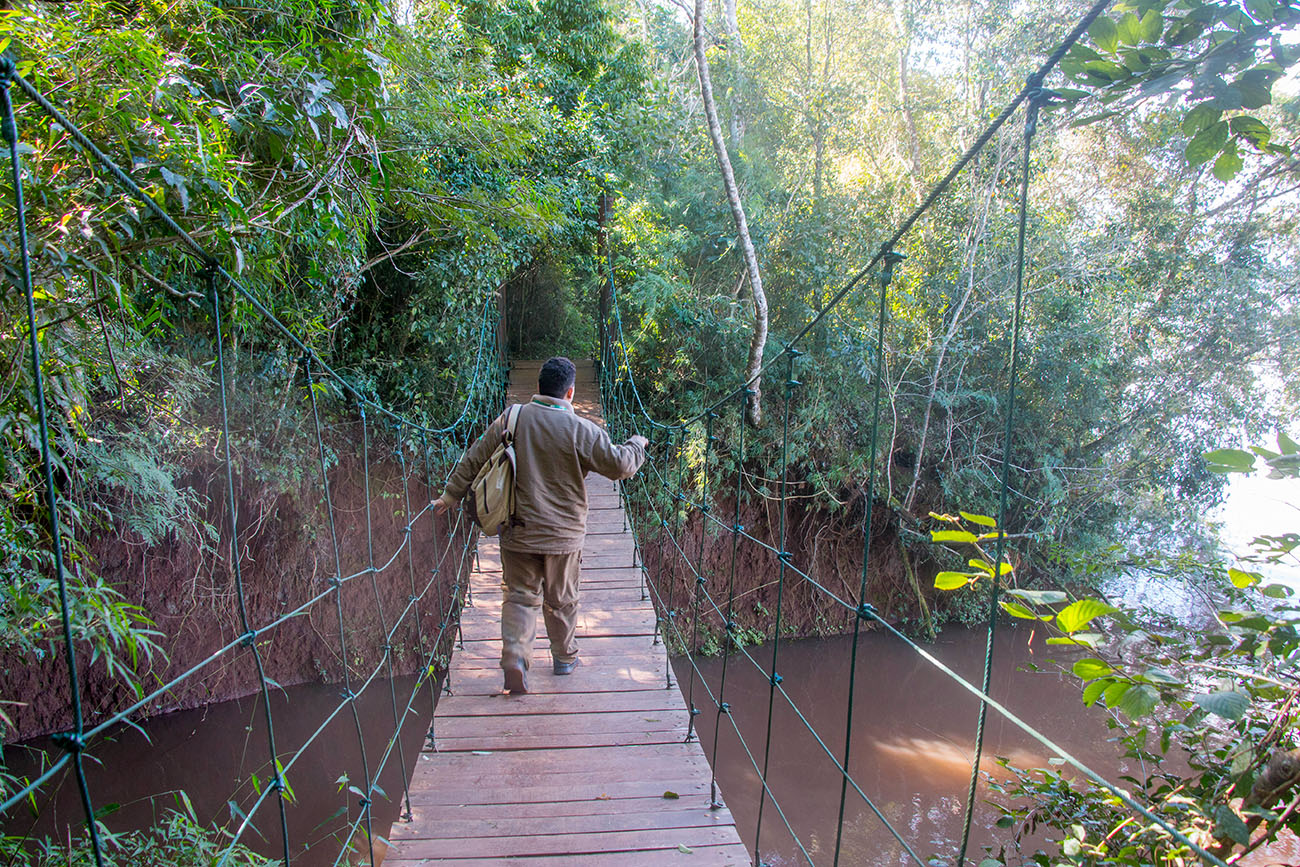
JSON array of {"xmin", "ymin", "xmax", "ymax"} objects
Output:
[
  {"xmin": 208, "ymin": 268, "xmax": 293, "ymax": 865},
  {"xmin": 833, "ymin": 250, "xmax": 904, "ymax": 867},
  {"xmin": 0, "ymin": 61, "xmax": 106, "ymax": 867}
]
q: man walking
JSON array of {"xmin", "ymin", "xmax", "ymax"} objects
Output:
[{"xmin": 434, "ymin": 357, "xmax": 648, "ymax": 695}]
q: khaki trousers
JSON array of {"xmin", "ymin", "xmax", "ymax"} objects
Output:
[{"xmin": 499, "ymin": 548, "xmax": 581, "ymax": 671}]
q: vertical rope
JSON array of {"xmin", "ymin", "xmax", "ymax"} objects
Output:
[
  {"xmin": 0, "ymin": 61, "xmax": 106, "ymax": 867},
  {"xmin": 833, "ymin": 250, "xmax": 904, "ymax": 865},
  {"xmin": 304, "ymin": 360, "xmax": 377, "ymax": 866},
  {"xmin": 358, "ymin": 408, "xmax": 415, "ymax": 839},
  {"xmin": 708, "ymin": 388, "xmax": 749, "ymax": 810},
  {"xmin": 396, "ymin": 441, "xmax": 425, "ymax": 821},
  {"xmin": 955, "ymin": 82, "xmax": 1047, "ymax": 866},
  {"xmin": 684, "ymin": 410, "xmax": 716, "ymax": 741},
  {"xmin": 208, "ymin": 267, "xmax": 292, "ymax": 865},
  {"xmin": 753, "ymin": 347, "xmax": 800, "ymax": 866}
]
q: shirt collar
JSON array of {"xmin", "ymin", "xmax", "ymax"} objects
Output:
[{"xmin": 530, "ymin": 394, "xmax": 573, "ymax": 412}]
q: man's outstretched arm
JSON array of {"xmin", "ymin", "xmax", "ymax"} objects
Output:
[{"xmin": 583, "ymin": 430, "xmax": 648, "ymax": 481}]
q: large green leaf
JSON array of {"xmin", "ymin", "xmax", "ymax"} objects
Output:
[
  {"xmin": 935, "ymin": 571, "xmax": 973, "ymax": 590},
  {"xmin": 1203, "ymin": 448, "xmax": 1256, "ymax": 473},
  {"xmin": 1214, "ymin": 805, "xmax": 1251, "ymax": 846},
  {"xmin": 1117, "ymin": 684, "xmax": 1159, "ymax": 719},
  {"xmin": 1082, "ymin": 679, "xmax": 1108, "ymax": 706},
  {"xmin": 931, "ymin": 530, "xmax": 979, "ymax": 543},
  {"xmin": 1230, "ymin": 114, "xmax": 1272, "ymax": 148},
  {"xmin": 1181, "ymin": 103, "xmax": 1222, "ymax": 134},
  {"xmin": 1000, "ymin": 600, "xmax": 1050, "ymax": 621},
  {"xmin": 1228, "ymin": 568, "xmax": 1261, "ymax": 588},
  {"xmin": 1194, "ymin": 690, "xmax": 1250, "ymax": 720},
  {"xmin": 1089, "ymin": 16, "xmax": 1120, "ymax": 53},
  {"xmin": 1072, "ymin": 657, "xmax": 1114, "ymax": 680},
  {"xmin": 1056, "ymin": 599, "xmax": 1119, "ymax": 633},
  {"xmin": 1186, "ymin": 120, "xmax": 1229, "ymax": 168},
  {"xmin": 1005, "ymin": 589, "xmax": 1068, "ymax": 605},
  {"xmin": 1116, "ymin": 12, "xmax": 1145, "ymax": 46},
  {"xmin": 1213, "ymin": 146, "xmax": 1243, "ymax": 181},
  {"xmin": 959, "ymin": 511, "xmax": 997, "ymax": 527}
]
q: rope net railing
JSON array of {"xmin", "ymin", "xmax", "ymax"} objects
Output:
[
  {"xmin": 0, "ymin": 58, "xmax": 507, "ymax": 866},
  {"xmin": 596, "ymin": 1, "xmax": 1233, "ymax": 864}
]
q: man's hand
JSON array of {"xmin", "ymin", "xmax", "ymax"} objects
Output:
[
  {"xmin": 629, "ymin": 434, "xmax": 649, "ymax": 450},
  {"xmin": 433, "ymin": 493, "xmax": 457, "ymax": 516}
]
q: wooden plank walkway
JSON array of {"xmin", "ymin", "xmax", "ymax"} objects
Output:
[{"xmin": 385, "ymin": 360, "xmax": 749, "ymax": 866}]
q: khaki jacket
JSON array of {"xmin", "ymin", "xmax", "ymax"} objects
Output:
[{"xmin": 444, "ymin": 394, "xmax": 646, "ymax": 553}]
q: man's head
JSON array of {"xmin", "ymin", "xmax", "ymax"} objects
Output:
[{"xmin": 538, "ymin": 356, "xmax": 577, "ymax": 399}]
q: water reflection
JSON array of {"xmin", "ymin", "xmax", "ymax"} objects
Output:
[
  {"xmin": 679, "ymin": 627, "xmax": 1131, "ymax": 866},
  {"xmin": 3, "ymin": 677, "xmax": 433, "ymax": 866}
]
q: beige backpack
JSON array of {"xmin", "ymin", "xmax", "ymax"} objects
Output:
[{"xmin": 464, "ymin": 404, "xmax": 523, "ymax": 536}]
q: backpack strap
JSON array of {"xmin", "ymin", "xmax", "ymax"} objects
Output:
[{"xmin": 502, "ymin": 403, "xmax": 523, "ymax": 446}]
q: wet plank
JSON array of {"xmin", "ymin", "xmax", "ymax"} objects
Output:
[{"xmin": 385, "ymin": 360, "xmax": 747, "ymax": 864}]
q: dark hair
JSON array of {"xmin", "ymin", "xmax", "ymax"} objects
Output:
[{"xmin": 538, "ymin": 356, "xmax": 577, "ymax": 397}]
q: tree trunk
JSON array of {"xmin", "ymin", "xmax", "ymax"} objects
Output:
[{"xmin": 695, "ymin": 0, "xmax": 767, "ymax": 426}]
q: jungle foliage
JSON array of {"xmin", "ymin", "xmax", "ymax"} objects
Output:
[{"xmin": 0, "ymin": 0, "xmax": 648, "ymax": 689}]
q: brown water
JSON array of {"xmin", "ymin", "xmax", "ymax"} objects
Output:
[
  {"xmin": 2, "ymin": 676, "xmax": 433, "ymax": 865},
  {"xmin": 676, "ymin": 627, "xmax": 1133, "ymax": 867}
]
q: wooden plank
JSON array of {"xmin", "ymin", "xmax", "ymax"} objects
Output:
[
  {"xmin": 384, "ymin": 843, "xmax": 751, "ymax": 866},
  {"xmin": 389, "ymin": 826, "xmax": 743, "ymax": 859},
  {"xmin": 390, "ymin": 794, "xmax": 723, "ymax": 821},
  {"xmin": 405, "ymin": 776, "xmax": 713, "ymax": 806},
  {"xmin": 388, "ymin": 360, "xmax": 748, "ymax": 864},
  {"xmin": 393, "ymin": 806, "xmax": 736, "ymax": 840},
  {"xmin": 433, "ymin": 709, "xmax": 682, "ymax": 739}
]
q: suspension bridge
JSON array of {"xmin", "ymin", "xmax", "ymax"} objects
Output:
[{"xmin": 0, "ymin": 0, "xmax": 1241, "ymax": 862}]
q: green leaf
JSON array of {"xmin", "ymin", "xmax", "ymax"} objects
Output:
[
  {"xmin": 1262, "ymin": 583, "xmax": 1293, "ymax": 599},
  {"xmin": 1047, "ymin": 632, "xmax": 1102, "ymax": 647},
  {"xmin": 1072, "ymin": 657, "xmax": 1114, "ymax": 679},
  {"xmin": 1004, "ymin": 589, "xmax": 1068, "ymax": 605},
  {"xmin": 1214, "ymin": 805, "xmax": 1251, "ymax": 846},
  {"xmin": 1056, "ymin": 599, "xmax": 1119, "ymax": 633},
  {"xmin": 1236, "ymin": 69, "xmax": 1276, "ymax": 109},
  {"xmin": 1229, "ymin": 568, "xmax": 1261, "ymax": 588},
  {"xmin": 935, "ymin": 571, "xmax": 974, "ymax": 590},
  {"xmin": 1194, "ymin": 690, "xmax": 1249, "ymax": 720},
  {"xmin": 1116, "ymin": 12, "xmax": 1145, "ymax": 46},
  {"xmin": 1182, "ymin": 103, "xmax": 1222, "ymax": 135},
  {"xmin": 931, "ymin": 530, "xmax": 979, "ymax": 543},
  {"xmin": 662, "ymin": 790, "xmax": 680, "ymax": 799},
  {"xmin": 959, "ymin": 511, "xmax": 997, "ymax": 527},
  {"xmin": 1117, "ymin": 684, "xmax": 1159, "ymax": 719},
  {"xmin": 1103, "ymin": 680, "xmax": 1131, "ymax": 707},
  {"xmin": 1186, "ymin": 120, "xmax": 1229, "ymax": 168},
  {"xmin": 1230, "ymin": 115, "xmax": 1272, "ymax": 149},
  {"xmin": 1089, "ymin": 16, "xmax": 1120, "ymax": 53},
  {"xmin": 1212, "ymin": 146, "xmax": 1243, "ymax": 181},
  {"xmin": 1144, "ymin": 667, "xmax": 1181, "ymax": 685},
  {"xmin": 1082, "ymin": 679, "xmax": 1108, "ymax": 706},
  {"xmin": 1139, "ymin": 9, "xmax": 1163, "ymax": 41},
  {"xmin": 1203, "ymin": 448, "xmax": 1256, "ymax": 473},
  {"xmin": 1279, "ymin": 431, "xmax": 1299, "ymax": 455},
  {"xmin": 1001, "ymin": 600, "xmax": 1048, "ymax": 620}
]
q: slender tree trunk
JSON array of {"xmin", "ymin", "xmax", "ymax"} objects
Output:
[
  {"xmin": 892, "ymin": 0, "xmax": 923, "ymax": 202},
  {"xmin": 695, "ymin": 0, "xmax": 767, "ymax": 426}
]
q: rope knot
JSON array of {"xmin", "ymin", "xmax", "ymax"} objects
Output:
[
  {"xmin": 770, "ymin": 672, "xmax": 783, "ymax": 685},
  {"xmin": 327, "ymin": 575, "xmax": 341, "ymax": 588},
  {"xmin": 733, "ymin": 523, "xmax": 744, "ymax": 533},
  {"xmin": 725, "ymin": 619, "xmax": 737, "ymax": 632},
  {"xmin": 51, "ymin": 732, "xmax": 85, "ymax": 753},
  {"xmin": 856, "ymin": 602, "xmax": 877, "ymax": 620},
  {"xmin": 696, "ymin": 574, "xmax": 707, "ymax": 586},
  {"xmin": 240, "ymin": 631, "xmax": 256, "ymax": 648},
  {"xmin": 358, "ymin": 797, "xmax": 371, "ymax": 808},
  {"xmin": 777, "ymin": 550, "xmax": 792, "ymax": 563}
]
